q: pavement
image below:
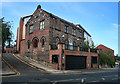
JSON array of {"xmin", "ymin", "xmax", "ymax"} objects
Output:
[
  {"xmin": 15, "ymin": 54, "xmax": 118, "ymax": 74},
  {"xmin": 0, "ymin": 56, "xmax": 17, "ymax": 76}
]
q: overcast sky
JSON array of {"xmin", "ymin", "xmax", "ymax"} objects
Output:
[{"xmin": 1, "ymin": 2, "xmax": 118, "ymax": 55}]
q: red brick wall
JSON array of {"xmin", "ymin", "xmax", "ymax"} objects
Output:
[
  {"xmin": 25, "ymin": 28, "xmax": 50, "ymax": 40},
  {"xmin": 96, "ymin": 45, "xmax": 114, "ymax": 56},
  {"xmin": 19, "ymin": 18, "xmax": 24, "ymax": 41},
  {"xmin": 18, "ymin": 18, "xmax": 24, "ymax": 53},
  {"xmin": 16, "ymin": 28, "xmax": 19, "ymax": 51},
  {"xmin": 20, "ymin": 40, "xmax": 25, "ymax": 56},
  {"xmin": 49, "ymin": 44, "xmax": 99, "ymax": 70}
]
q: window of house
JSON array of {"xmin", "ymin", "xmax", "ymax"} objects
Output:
[
  {"xmin": 92, "ymin": 57, "xmax": 97, "ymax": 64},
  {"xmin": 64, "ymin": 25, "xmax": 68, "ymax": 33},
  {"xmin": 40, "ymin": 20, "xmax": 45, "ymax": 30},
  {"xmin": 65, "ymin": 40, "xmax": 68, "ymax": 49},
  {"xmin": 27, "ymin": 41, "xmax": 30, "ymax": 49},
  {"xmin": 79, "ymin": 31, "xmax": 82, "ymax": 37},
  {"xmin": 29, "ymin": 25, "xmax": 33, "ymax": 34},
  {"xmin": 56, "ymin": 38, "xmax": 60, "ymax": 46},
  {"xmin": 69, "ymin": 40, "xmax": 73, "ymax": 50},
  {"xmin": 42, "ymin": 38, "xmax": 45, "ymax": 47},
  {"xmin": 33, "ymin": 38, "xmax": 38, "ymax": 48},
  {"xmin": 72, "ymin": 28, "xmax": 76, "ymax": 36}
]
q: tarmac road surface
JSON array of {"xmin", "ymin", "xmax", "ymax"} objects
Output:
[{"xmin": 1, "ymin": 53, "xmax": 119, "ymax": 84}]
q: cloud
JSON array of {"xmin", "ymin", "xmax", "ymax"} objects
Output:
[{"xmin": 112, "ymin": 24, "xmax": 118, "ymax": 28}]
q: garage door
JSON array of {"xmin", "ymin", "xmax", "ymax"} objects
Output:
[{"xmin": 66, "ymin": 55, "xmax": 86, "ymax": 70}]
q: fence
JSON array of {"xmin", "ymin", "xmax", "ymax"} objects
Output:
[{"xmin": 50, "ymin": 44, "xmax": 97, "ymax": 53}]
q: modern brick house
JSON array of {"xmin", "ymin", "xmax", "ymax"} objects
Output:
[
  {"xmin": 96, "ymin": 44, "xmax": 114, "ymax": 56},
  {"xmin": 16, "ymin": 5, "xmax": 99, "ymax": 70}
]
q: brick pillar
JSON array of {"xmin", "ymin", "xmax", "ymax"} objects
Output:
[
  {"xmin": 77, "ymin": 46, "xmax": 80, "ymax": 51},
  {"xmin": 63, "ymin": 44, "xmax": 65, "ymax": 50},
  {"xmin": 49, "ymin": 45, "xmax": 51, "ymax": 50},
  {"xmin": 87, "ymin": 48, "xmax": 91, "ymax": 69},
  {"xmin": 58, "ymin": 44, "xmax": 63, "ymax": 70},
  {"xmin": 88, "ymin": 48, "xmax": 90, "ymax": 52},
  {"xmin": 49, "ymin": 54, "xmax": 52, "ymax": 64}
]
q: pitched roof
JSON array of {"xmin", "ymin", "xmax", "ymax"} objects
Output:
[
  {"xmin": 25, "ymin": 5, "xmax": 91, "ymax": 37},
  {"xmin": 96, "ymin": 44, "xmax": 114, "ymax": 51},
  {"xmin": 41, "ymin": 6, "xmax": 91, "ymax": 37}
]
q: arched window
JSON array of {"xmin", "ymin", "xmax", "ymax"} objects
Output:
[
  {"xmin": 73, "ymin": 41, "xmax": 76, "ymax": 46},
  {"xmin": 69, "ymin": 40, "xmax": 73, "ymax": 50},
  {"xmin": 27, "ymin": 41, "xmax": 30, "ymax": 49},
  {"xmin": 40, "ymin": 36, "xmax": 46, "ymax": 47},
  {"xmin": 65, "ymin": 40, "xmax": 68, "ymax": 49},
  {"xmin": 73, "ymin": 41, "xmax": 76, "ymax": 50},
  {"xmin": 42, "ymin": 38, "xmax": 45, "ymax": 47},
  {"xmin": 33, "ymin": 38, "xmax": 39, "ymax": 48},
  {"xmin": 56, "ymin": 38, "xmax": 60, "ymax": 46}
]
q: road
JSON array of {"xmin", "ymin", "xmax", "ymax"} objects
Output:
[{"xmin": 1, "ymin": 54, "xmax": 119, "ymax": 84}]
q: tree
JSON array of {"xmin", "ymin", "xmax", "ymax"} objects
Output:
[
  {"xmin": 1, "ymin": 17, "xmax": 13, "ymax": 52},
  {"xmin": 84, "ymin": 40, "xmax": 90, "ymax": 48},
  {"xmin": 114, "ymin": 54, "xmax": 119, "ymax": 62},
  {"xmin": 90, "ymin": 40, "xmax": 95, "ymax": 49},
  {"xmin": 99, "ymin": 50, "xmax": 115, "ymax": 67}
]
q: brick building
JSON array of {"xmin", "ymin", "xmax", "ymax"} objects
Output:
[
  {"xmin": 6, "ymin": 46, "xmax": 14, "ymax": 53},
  {"xmin": 96, "ymin": 44, "xmax": 114, "ymax": 56},
  {"xmin": 17, "ymin": 5, "xmax": 99, "ymax": 70}
]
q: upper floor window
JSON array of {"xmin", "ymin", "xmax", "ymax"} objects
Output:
[
  {"xmin": 64, "ymin": 25, "xmax": 68, "ymax": 33},
  {"xmin": 72, "ymin": 28, "xmax": 76, "ymax": 36},
  {"xmin": 29, "ymin": 25, "xmax": 33, "ymax": 34},
  {"xmin": 40, "ymin": 20, "xmax": 44, "ymax": 30},
  {"xmin": 79, "ymin": 31, "xmax": 82, "ymax": 37}
]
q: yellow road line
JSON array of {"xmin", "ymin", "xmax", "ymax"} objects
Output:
[
  {"xmin": 13, "ymin": 54, "xmax": 51, "ymax": 73},
  {"xmin": 0, "ymin": 55, "xmax": 20, "ymax": 77}
]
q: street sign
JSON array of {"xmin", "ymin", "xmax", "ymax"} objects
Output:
[{"xmin": 57, "ymin": 55, "xmax": 59, "ymax": 58}]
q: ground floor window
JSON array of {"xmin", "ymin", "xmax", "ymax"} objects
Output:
[
  {"xmin": 33, "ymin": 38, "xmax": 39, "ymax": 48},
  {"xmin": 42, "ymin": 38, "xmax": 45, "ymax": 47},
  {"xmin": 92, "ymin": 57, "xmax": 97, "ymax": 64},
  {"xmin": 27, "ymin": 41, "xmax": 30, "ymax": 49},
  {"xmin": 52, "ymin": 55, "xmax": 58, "ymax": 64}
]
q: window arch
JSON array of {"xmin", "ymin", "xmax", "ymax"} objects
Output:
[
  {"xmin": 42, "ymin": 38, "xmax": 45, "ymax": 47},
  {"xmin": 68, "ymin": 40, "xmax": 73, "ymax": 50},
  {"xmin": 40, "ymin": 36, "xmax": 46, "ymax": 47},
  {"xmin": 27, "ymin": 40, "xmax": 30, "ymax": 49},
  {"xmin": 56, "ymin": 37, "xmax": 60, "ymax": 46},
  {"xmin": 32, "ymin": 37, "xmax": 39, "ymax": 48},
  {"xmin": 73, "ymin": 41, "xmax": 76, "ymax": 46},
  {"xmin": 65, "ymin": 40, "xmax": 68, "ymax": 49}
]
